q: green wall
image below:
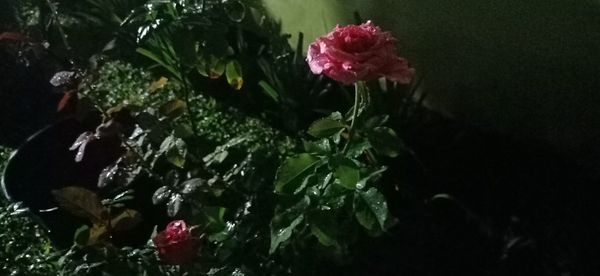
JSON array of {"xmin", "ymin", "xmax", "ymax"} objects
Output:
[{"xmin": 263, "ymin": 0, "xmax": 600, "ymax": 159}]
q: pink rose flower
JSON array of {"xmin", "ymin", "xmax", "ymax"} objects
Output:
[
  {"xmin": 307, "ymin": 21, "xmax": 414, "ymax": 85},
  {"xmin": 153, "ymin": 220, "xmax": 199, "ymax": 265}
]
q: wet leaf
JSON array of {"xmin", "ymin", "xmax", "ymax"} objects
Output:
[
  {"xmin": 49, "ymin": 71, "xmax": 77, "ymax": 87},
  {"xmin": 160, "ymin": 136, "xmax": 187, "ymax": 168},
  {"xmin": 152, "ymin": 186, "xmax": 171, "ymax": 205},
  {"xmin": 275, "ymin": 154, "xmax": 321, "ymax": 194},
  {"xmin": 181, "ymin": 178, "xmax": 204, "ymax": 194},
  {"xmin": 346, "ymin": 139, "xmax": 372, "ymax": 158},
  {"xmin": 167, "ymin": 193, "xmax": 183, "ymax": 217},
  {"xmin": 269, "ymin": 215, "xmax": 304, "ymax": 254},
  {"xmin": 332, "ymin": 157, "xmax": 361, "ymax": 190},
  {"xmin": 70, "ymin": 132, "xmax": 95, "ymax": 162},
  {"xmin": 303, "ymin": 139, "xmax": 332, "ymax": 155},
  {"xmin": 97, "ymin": 164, "xmax": 119, "ymax": 188},
  {"xmin": 356, "ymin": 167, "xmax": 387, "ymax": 190},
  {"xmin": 307, "ymin": 118, "xmax": 346, "ymax": 138},
  {"xmin": 167, "ymin": 139, "xmax": 187, "ymax": 168},
  {"xmin": 354, "ymin": 188, "xmax": 393, "ymax": 231}
]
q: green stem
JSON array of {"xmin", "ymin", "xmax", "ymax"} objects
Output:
[
  {"xmin": 177, "ymin": 60, "xmax": 199, "ymax": 136},
  {"xmin": 342, "ymin": 82, "xmax": 362, "ymax": 154},
  {"xmin": 44, "ymin": 0, "xmax": 72, "ymax": 52}
]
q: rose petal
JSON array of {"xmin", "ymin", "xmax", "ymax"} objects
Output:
[{"xmin": 306, "ymin": 20, "xmax": 414, "ymax": 84}]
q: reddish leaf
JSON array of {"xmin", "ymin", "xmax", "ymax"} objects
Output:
[{"xmin": 0, "ymin": 32, "xmax": 27, "ymax": 42}]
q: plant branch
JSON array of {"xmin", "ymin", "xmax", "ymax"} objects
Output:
[{"xmin": 177, "ymin": 60, "xmax": 199, "ymax": 136}]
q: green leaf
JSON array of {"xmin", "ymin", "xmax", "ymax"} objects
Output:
[
  {"xmin": 307, "ymin": 117, "xmax": 346, "ymax": 138},
  {"xmin": 355, "ymin": 188, "xmax": 393, "ymax": 231},
  {"xmin": 136, "ymin": 47, "xmax": 181, "ymax": 80},
  {"xmin": 203, "ymin": 137, "xmax": 247, "ymax": 166},
  {"xmin": 368, "ymin": 127, "xmax": 405, "ymax": 158},
  {"xmin": 346, "ymin": 139, "xmax": 372, "ymax": 158},
  {"xmin": 356, "ymin": 167, "xmax": 387, "ymax": 190},
  {"xmin": 181, "ymin": 178, "xmax": 204, "ymax": 194},
  {"xmin": 51, "ymin": 187, "xmax": 108, "ymax": 224},
  {"xmin": 166, "ymin": 145, "xmax": 187, "ymax": 168},
  {"xmin": 174, "ymin": 123, "xmax": 194, "ymax": 138},
  {"xmin": 258, "ymin": 80, "xmax": 280, "ymax": 103},
  {"xmin": 167, "ymin": 193, "xmax": 183, "ymax": 217},
  {"xmin": 160, "ymin": 136, "xmax": 187, "ymax": 168},
  {"xmin": 201, "ymin": 206, "xmax": 227, "ymax": 233},
  {"xmin": 275, "ymin": 154, "xmax": 321, "ymax": 194},
  {"xmin": 309, "ymin": 211, "xmax": 338, "ymax": 247},
  {"xmin": 159, "ymin": 99, "xmax": 187, "ymax": 119},
  {"xmin": 225, "ymin": 60, "xmax": 244, "ymax": 90},
  {"xmin": 75, "ymin": 223, "xmax": 108, "ymax": 246},
  {"xmin": 152, "ymin": 186, "xmax": 171, "ymax": 205},
  {"xmin": 303, "ymin": 139, "xmax": 331, "ymax": 155},
  {"xmin": 332, "ymin": 157, "xmax": 360, "ymax": 190},
  {"xmin": 269, "ymin": 215, "xmax": 304, "ymax": 254},
  {"xmin": 73, "ymin": 225, "xmax": 90, "ymax": 246},
  {"xmin": 197, "ymin": 55, "xmax": 226, "ymax": 79}
]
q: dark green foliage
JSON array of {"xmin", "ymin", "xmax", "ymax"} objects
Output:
[{"xmin": 83, "ymin": 60, "xmax": 296, "ymax": 155}]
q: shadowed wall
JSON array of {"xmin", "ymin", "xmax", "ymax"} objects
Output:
[{"xmin": 263, "ymin": 0, "xmax": 600, "ymax": 165}]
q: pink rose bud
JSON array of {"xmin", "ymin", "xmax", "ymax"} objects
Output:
[
  {"xmin": 307, "ymin": 21, "xmax": 414, "ymax": 85},
  {"xmin": 153, "ymin": 220, "xmax": 199, "ymax": 265}
]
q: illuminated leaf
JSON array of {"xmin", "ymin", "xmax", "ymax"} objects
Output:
[
  {"xmin": 275, "ymin": 154, "xmax": 320, "ymax": 194},
  {"xmin": 52, "ymin": 187, "xmax": 108, "ymax": 225},
  {"xmin": 159, "ymin": 99, "xmax": 187, "ymax": 119},
  {"xmin": 149, "ymin": 76, "xmax": 168, "ymax": 93},
  {"xmin": 225, "ymin": 60, "xmax": 243, "ymax": 90}
]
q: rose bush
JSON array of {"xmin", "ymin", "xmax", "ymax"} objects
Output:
[
  {"xmin": 153, "ymin": 220, "xmax": 199, "ymax": 265},
  {"xmin": 1, "ymin": 2, "xmax": 420, "ymax": 275},
  {"xmin": 307, "ymin": 20, "xmax": 414, "ymax": 84}
]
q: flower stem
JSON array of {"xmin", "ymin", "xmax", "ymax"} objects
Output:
[
  {"xmin": 178, "ymin": 59, "xmax": 199, "ymax": 137},
  {"xmin": 342, "ymin": 82, "xmax": 362, "ymax": 154}
]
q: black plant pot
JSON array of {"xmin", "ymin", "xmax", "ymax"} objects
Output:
[
  {"xmin": 0, "ymin": 41, "xmax": 63, "ymax": 148},
  {"xmin": 1, "ymin": 116, "xmax": 166, "ymax": 248}
]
